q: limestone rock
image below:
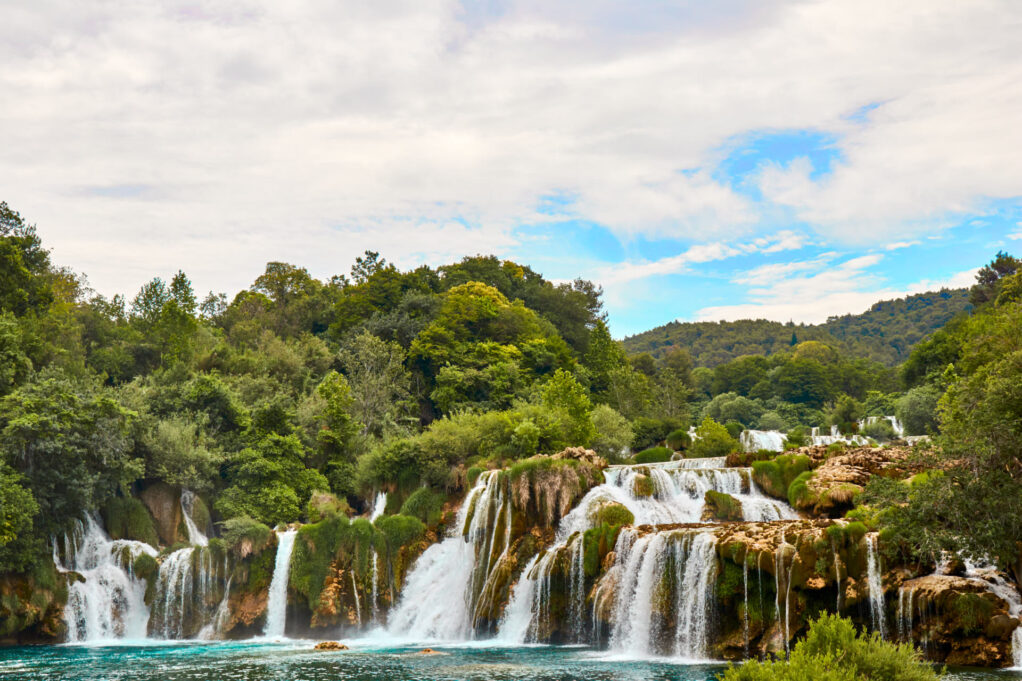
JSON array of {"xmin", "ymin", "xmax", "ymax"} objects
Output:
[{"xmin": 314, "ymin": 641, "xmax": 348, "ymax": 650}]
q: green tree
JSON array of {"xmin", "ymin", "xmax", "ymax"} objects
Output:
[
  {"xmin": 0, "ymin": 376, "xmax": 142, "ymax": 538},
  {"xmin": 542, "ymin": 369, "xmax": 595, "ymax": 446},
  {"xmin": 774, "ymin": 358, "xmax": 832, "ymax": 408},
  {"xmin": 688, "ymin": 417, "xmax": 741, "ymax": 458},
  {"xmin": 0, "ymin": 463, "xmax": 39, "ymax": 572},
  {"xmin": 338, "ymin": 331, "xmax": 412, "ymax": 436},
  {"xmin": 896, "ymin": 385, "xmax": 940, "ymax": 436},
  {"xmin": 969, "ymin": 250, "xmax": 1020, "ymax": 306},
  {"xmin": 583, "ymin": 320, "xmax": 627, "ymax": 397},
  {"xmin": 590, "ymin": 404, "xmax": 633, "ymax": 462}
]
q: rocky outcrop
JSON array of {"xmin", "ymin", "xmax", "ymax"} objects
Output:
[
  {"xmin": 314, "ymin": 640, "xmax": 348, "ymax": 650},
  {"xmin": 896, "ymin": 574, "xmax": 1019, "ymax": 667},
  {"xmin": 797, "ymin": 447, "xmax": 912, "ymax": 516},
  {"xmin": 0, "ymin": 568, "xmax": 66, "ymax": 643},
  {"xmin": 139, "ymin": 483, "xmax": 184, "ymax": 546}
]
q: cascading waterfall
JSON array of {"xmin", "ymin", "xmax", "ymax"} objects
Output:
[
  {"xmin": 263, "ymin": 529, "xmax": 297, "ymax": 638},
  {"xmin": 865, "ymin": 534, "xmax": 887, "ymax": 638},
  {"xmin": 369, "ymin": 491, "xmax": 388, "ymax": 522},
  {"xmin": 740, "ymin": 430, "xmax": 786, "ymax": 453},
  {"xmin": 963, "ymin": 561, "xmax": 1022, "ymax": 666},
  {"xmin": 387, "ymin": 471, "xmax": 510, "ymax": 640},
  {"xmin": 897, "ymin": 585, "xmax": 915, "ymax": 644},
  {"xmin": 55, "ymin": 515, "xmax": 157, "ymax": 642},
  {"xmin": 180, "ymin": 490, "xmax": 208, "ymax": 547}
]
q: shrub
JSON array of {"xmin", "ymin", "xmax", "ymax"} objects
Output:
[
  {"xmin": 306, "ymin": 491, "xmax": 349, "ymax": 523},
  {"xmin": 219, "ymin": 515, "xmax": 272, "ymax": 556},
  {"xmin": 688, "ymin": 417, "xmax": 741, "ymax": 458},
  {"xmin": 861, "ymin": 418, "xmax": 896, "ymax": 441},
  {"xmin": 757, "ymin": 411, "xmax": 787, "ymax": 432},
  {"xmin": 717, "ymin": 612, "xmax": 939, "ymax": 681},
  {"xmin": 783, "ymin": 426, "xmax": 808, "ymax": 450},
  {"xmin": 633, "ymin": 446, "xmax": 672, "ymax": 464},
  {"xmin": 665, "ymin": 427, "xmax": 691, "ymax": 451},
  {"xmin": 787, "ymin": 471, "xmax": 816, "ymax": 508},
  {"xmin": 590, "ymin": 404, "xmax": 633, "ymax": 462},
  {"xmin": 752, "ymin": 454, "xmax": 811, "ymax": 499},
  {"xmin": 399, "ymin": 487, "xmax": 446, "ymax": 526},
  {"xmin": 724, "ymin": 420, "xmax": 745, "ymax": 440},
  {"xmin": 704, "ymin": 490, "xmax": 744, "ymax": 521},
  {"xmin": 896, "ymin": 385, "xmax": 940, "ymax": 436}
]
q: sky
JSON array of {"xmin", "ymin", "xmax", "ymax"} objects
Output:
[{"xmin": 2, "ymin": 1, "xmax": 1021, "ymax": 337}]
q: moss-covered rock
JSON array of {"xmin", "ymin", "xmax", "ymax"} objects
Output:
[
  {"xmin": 703, "ymin": 490, "xmax": 744, "ymax": 522},
  {"xmin": 102, "ymin": 496, "xmax": 160, "ymax": 548},
  {"xmin": 503, "ymin": 455, "xmax": 603, "ymax": 527}
]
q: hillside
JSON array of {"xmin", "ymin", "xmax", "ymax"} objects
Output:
[{"xmin": 623, "ymin": 288, "xmax": 971, "ymax": 367}]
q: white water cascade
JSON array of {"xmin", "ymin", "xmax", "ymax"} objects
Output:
[
  {"xmin": 865, "ymin": 533, "xmax": 887, "ymax": 638},
  {"xmin": 387, "ymin": 470, "xmax": 511, "ymax": 640},
  {"xmin": 963, "ymin": 561, "xmax": 1022, "ymax": 667},
  {"xmin": 369, "ymin": 491, "xmax": 388, "ymax": 522},
  {"xmin": 494, "ymin": 458, "xmax": 798, "ymax": 656},
  {"xmin": 263, "ymin": 529, "xmax": 297, "ymax": 638},
  {"xmin": 55, "ymin": 515, "xmax": 157, "ymax": 642},
  {"xmin": 741, "ymin": 430, "xmax": 787, "ymax": 453},
  {"xmin": 180, "ymin": 490, "xmax": 208, "ymax": 547}
]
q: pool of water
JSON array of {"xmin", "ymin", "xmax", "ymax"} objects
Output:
[{"xmin": 2, "ymin": 640, "xmax": 1021, "ymax": 681}]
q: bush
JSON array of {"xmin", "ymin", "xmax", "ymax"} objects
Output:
[
  {"xmin": 860, "ymin": 418, "xmax": 896, "ymax": 441},
  {"xmin": 783, "ymin": 426, "xmax": 808, "ymax": 450},
  {"xmin": 752, "ymin": 454, "xmax": 811, "ymax": 499},
  {"xmin": 633, "ymin": 446, "xmax": 672, "ymax": 464},
  {"xmin": 219, "ymin": 515, "xmax": 272, "ymax": 556},
  {"xmin": 101, "ymin": 496, "xmax": 159, "ymax": 548},
  {"xmin": 724, "ymin": 420, "xmax": 745, "ymax": 439},
  {"xmin": 688, "ymin": 417, "xmax": 741, "ymax": 458},
  {"xmin": 399, "ymin": 487, "xmax": 446, "ymax": 526},
  {"xmin": 665, "ymin": 427, "xmax": 691, "ymax": 451},
  {"xmin": 306, "ymin": 491, "xmax": 349, "ymax": 523},
  {"xmin": 717, "ymin": 612, "xmax": 939, "ymax": 681}
]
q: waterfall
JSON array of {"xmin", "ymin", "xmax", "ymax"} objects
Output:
[
  {"xmin": 387, "ymin": 471, "xmax": 507, "ymax": 640},
  {"xmin": 263, "ymin": 529, "xmax": 297, "ymax": 638},
  {"xmin": 55, "ymin": 515, "xmax": 156, "ymax": 642},
  {"xmin": 740, "ymin": 430, "xmax": 786, "ymax": 453},
  {"xmin": 152, "ymin": 547, "xmax": 196, "ymax": 638},
  {"xmin": 197, "ymin": 574, "xmax": 232, "ymax": 640},
  {"xmin": 963, "ymin": 561, "xmax": 1022, "ymax": 666},
  {"xmin": 369, "ymin": 491, "xmax": 388, "ymax": 522},
  {"xmin": 897, "ymin": 586, "xmax": 915, "ymax": 643},
  {"xmin": 865, "ymin": 534, "xmax": 887, "ymax": 638},
  {"xmin": 370, "ymin": 550, "xmax": 380, "ymax": 621},
  {"xmin": 180, "ymin": 490, "xmax": 208, "ymax": 547},
  {"xmin": 742, "ymin": 559, "xmax": 750, "ymax": 656}
]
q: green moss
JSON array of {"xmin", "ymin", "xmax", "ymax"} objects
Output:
[
  {"xmin": 101, "ymin": 496, "xmax": 159, "ymax": 548},
  {"xmin": 400, "ymin": 487, "xmax": 445, "ymax": 527},
  {"xmin": 467, "ymin": 466, "xmax": 484, "ymax": 486},
  {"xmin": 132, "ymin": 553, "xmax": 158, "ymax": 581},
  {"xmin": 633, "ymin": 447, "xmax": 672, "ymax": 464},
  {"xmin": 307, "ymin": 491, "xmax": 349, "ymax": 522},
  {"xmin": 752, "ymin": 454, "xmax": 810, "ymax": 499},
  {"xmin": 632, "ymin": 474, "xmax": 655, "ymax": 497},
  {"xmin": 787, "ymin": 470, "xmax": 816, "ymax": 508},
  {"xmin": 592, "ymin": 502, "xmax": 634, "ymax": 527},
  {"xmin": 186, "ymin": 495, "xmax": 212, "ymax": 535},
  {"xmin": 583, "ymin": 523, "xmax": 622, "ymax": 578},
  {"xmin": 715, "ymin": 560, "xmax": 744, "ymax": 601},
  {"xmin": 951, "ymin": 593, "xmax": 994, "ymax": 635},
  {"xmin": 704, "ymin": 490, "xmax": 744, "ymax": 521},
  {"xmin": 665, "ymin": 428, "xmax": 691, "ymax": 451}
]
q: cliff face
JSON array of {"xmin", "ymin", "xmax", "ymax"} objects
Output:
[{"xmin": 0, "ymin": 567, "xmax": 66, "ymax": 644}]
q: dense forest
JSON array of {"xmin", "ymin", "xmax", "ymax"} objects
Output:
[
  {"xmin": 2, "ymin": 199, "xmax": 1022, "ymax": 673},
  {"xmin": 623, "ymin": 289, "xmax": 971, "ymax": 367}
]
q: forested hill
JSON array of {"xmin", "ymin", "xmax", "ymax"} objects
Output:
[{"xmin": 623, "ymin": 288, "xmax": 971, "ymax": 367}]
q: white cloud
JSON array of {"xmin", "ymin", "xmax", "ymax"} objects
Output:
[
  {"xmin": 600, "ymin": 230, "xmax": 807, "ymax": 285},
  {"xmin": 695, "ymin": 254, "xmax": 976, "ymax": 324},
  {"xmin": 1008, "ymin": 232, "xmax": 1022, "ymax": 240},
  {"xmin": 885, "ymin": 241, "xmax": 920, "ymax": 251},
  {"xmin": 0, "ymin": 1, "xmax": 1018, "ymax": 300}
]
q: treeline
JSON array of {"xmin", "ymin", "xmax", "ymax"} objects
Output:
[{"xmin": 623, "ymin": 289, "xmax": 971, "ymax": 367}]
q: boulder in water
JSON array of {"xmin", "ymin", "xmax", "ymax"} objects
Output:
[
  {"xmin": 416, "ymin": 648, "xmax": 444, "ymax": 655},
  {"xmin": 314, "ymin": 641, "xmax": 348, "ymax": 650}
]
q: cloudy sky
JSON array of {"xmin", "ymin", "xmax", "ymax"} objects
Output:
[{"xmin": 2, "ymin": 1, "xmax": 1021, "ymax": 336}]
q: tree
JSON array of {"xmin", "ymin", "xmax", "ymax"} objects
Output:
[
  {"xmin": 970, "ymin": 250, "xmax": 1020, "ymax": 306},
  {"xmin": 0, "ymin": 202, "xmax": 54, "ymax": 315},
  {"xmin": 338, "ymin": 331, "xmax": 412, "ymax": 436},
  {"xmin": 0, "ymin": 463, "xmax": 39, "ymax": 572},
  {"xmin": 590, "ymin": 404, "xmax": 633, "ymax": 462},
  {"xmin": 542, "ymin": 369, "xmax": 595, "ymax": 446},
  {"xmin": 0, "ymin": 376, "xmax": 142, "ymax": 538},
  {"xmin": 688, "ymin": 417, "xmax": 741, "ymax": 458},
  {"xmin": 583, "ymin": 320, "xmax": 626, "ymax": 396},
  {"xmin": 774, "ymin": 358, "xmax": 832, "ymax": 408},
  {"xmin": 896, "ymin": 385, "xmax": 939, "ymax": 436}
]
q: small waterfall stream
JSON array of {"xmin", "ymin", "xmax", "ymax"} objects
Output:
[
  {"xmin": 865, "ymin": 533, "xmax": 887, "ymax": 638},
  {"xmin": 55, "ymin": 515, "xmax": 157, "ymax": 642},
  {"xmin": 263, "ymin": 529, "xmax": 297, "ymax": 638}
]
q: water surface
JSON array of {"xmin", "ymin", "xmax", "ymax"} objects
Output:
[{"xmin": 1, "ymin": 641, "xmax": 1019, "ymax": 681}]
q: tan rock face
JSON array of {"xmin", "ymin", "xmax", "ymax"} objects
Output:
[{"xmin": 139, "ymin": 483, "xmax": 183, "ymax": 546}]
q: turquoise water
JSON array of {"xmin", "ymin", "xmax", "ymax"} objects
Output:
[{"xmin": 1, "ymin": 641, "xmax": 1020, "ymax": 681}]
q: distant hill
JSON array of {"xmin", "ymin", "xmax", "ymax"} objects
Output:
[{"xmin": 622, "ymin": 288, "xmax": 971, "ymax": 367}]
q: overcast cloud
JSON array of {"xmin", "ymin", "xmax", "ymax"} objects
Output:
[{"xmin": 1, "ymin": 0, "xmax": 1020, "ymax": 334}]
